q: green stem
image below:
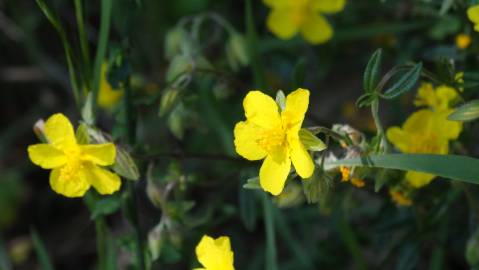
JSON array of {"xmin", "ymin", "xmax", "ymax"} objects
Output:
[
  {"xmin": 95, "ymin": 218, "xmax": 107, "ymax": 270},
  {"xmin": 123, "ymin": 77, "xmax": 145, "ymax": 270},
  {"xmin": 91, "ymin": 0, "xmax": 113, "ymax": 122},
  {"xmin": 74, "ymin": 0, "xmax": 92, "ymax": 87},
  {"xmin": 371, "ymin": 99, "xmax": 388, "ymax": 153},
  {"xmin": 262, "ymin": 193, "xmax": 278, "ymax": 270}
]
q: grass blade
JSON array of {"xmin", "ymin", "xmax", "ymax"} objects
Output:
[
  {"xmin": 91, "ymin": 0, "xmax": 113, "ymax": 122},
  {"xmin": 30, "ymin": 228, "xmax": 54, "ymax": 270},
  {"xmin": 324, "ymin": 154, "xmax": 479, "ymax": 184}
]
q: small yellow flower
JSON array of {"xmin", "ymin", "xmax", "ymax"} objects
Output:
[
  {"xmin": 234, "ymin": 89, "xmax": 314, "ymax": 195},
  {"xmin": 351, "ymin": 177, "xmax": 365, "ymax": 188},
  {"xmin": 339, "ymin": 166, "xmax": 350, "ymax": 181},
  {"xmin": 98, "ymin": 63, "xmax": 123, "ymax": 109},
  {"xmin": 263, "ymin": 0, "xmax": 346, "ymax": 44},
  {"xmin": 387, "ymin": 84, "xmax": 462, "ymax": 187},
  {"xmin": 456, "ymin": 34, "xmax": 472, "ymax": 50},
  {"xmin": 414, "ymin": 83, "xmax": 458, "ymax": 111},
  {"xmin": 389, "ymin": 189, "xmax": 412, "ymax": 207},
  {"xmin": 194, "ymin": 235, "xmax": 234, "ymax": 270},
  {"xmin": 468, "ymin": 5, "xmax": 479, "ymax": 32},
  {"xmin": 27, "ymin": 113, "xmax": 121, "ymax": 198}
]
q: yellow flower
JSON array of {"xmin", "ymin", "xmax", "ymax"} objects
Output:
[
  {"xmin": 468, "ymin": 5, "xmax": 479, "ymax": 32},
  {"xmin": 263, "ymin": 0, "xmax": 346, "ymax": 44},
  {"xmin": 234, "ymin": 89, "xmax": 314, "ymax": 195},
  {"xmin": 456, "ymin": 34, "xmax": 471, "ymax": 50},
  {"xmin": 339, "ymin": 165, "xmax": 350, "ymax": 181},
  {"xmin": 98, "ymin": 63, "xmax": 123, "ymax": 109},
  {"xmin": 414, "ymin": 83, "xmax": 458, "ymax": 111},
  {"xmin": 194, "ymin": 235, "xmax": 234, "ymax": 270},
  {"xmin": 389, "ymin": 189, "xmax": 412, "ymax": 207},
  {"xmin": 386, "ymin": 107, "xmax": 462, "ymax": 187},
  {"xmin": 27, "ymin": 113, "xmax": 121, "ymax": 198}
]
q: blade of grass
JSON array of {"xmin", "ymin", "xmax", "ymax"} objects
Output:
[
  {"xmin": 273, "ymin": 207, "xmax": 314, "ymax": 269},
  {"xmin": 91, "ymin": 0, "xmax": 113, "ymax": 122},
  {"xmin": 335, "ymin": 212, "xmax": 368, "ymax": 270},
  {"xmin": 35, "ymin": 0, "xmax": 82, "ymax": 109},
  {"xmin": 30, "ymin": 228, "xmax": 54, "ymax": 270},
  {"xmin": 74, "ymin": 0, "xmax": 92, "ymax": 86},
  {"xmin": 324, "ymin": 154, "xmax": 479, "ymax": 184},
  {"xmin": 262, "ymin": 193, "xmax": 278, "ymax": 270}
]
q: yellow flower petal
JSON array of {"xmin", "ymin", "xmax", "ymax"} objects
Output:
[
  {"xmin": 314, "ymin": 0, "xmax": 346, "ymax": 14},
  {"xmin": 233, "ymin": 121, "xmax": 267, "ymax": 160},
  {"xmin": 433, "ymin": 110, "xmax": 462, "ymax": 141},
  {"xmin": 80, "ymin": 143, "xmax": 116, "ymax": 166},
  {"xmin": 282, "ymin": 88, "xmax": 309, "ymax": 133},
  {"xmin": 414, "ymin": 83, "xmax": 436, "ymax": 108},
  {"xmin": 406, "ymin": 171, "xmax": 436, "ymax": 188},
  {"xmin": 386, "ymin": 127, "xmax": 411, "ymax": 153},
  {"xmin": 28, "ymin": 144, "xmax": 66, "ymax": 169},
  {"xmin": 98, "ymin": 63, "xmax": 124, "ymax": 109},
  {"xmin": 403, "ymin": 110, "xmax": 433, "ymax": 133},
  {"xmin": 300, "ymin": 13, "xmax": 333, "ymax": 44},
  {"xmin": 259, "ymin": 150, "xmax": 291, "ymax": 195},
  {"xmin": 288, "ymin": 137, "xmax": 314, "ymax": 178},
  {"xmin": 467, "ymin": 5, "xmax": 479, "ymax": 24},
  {"xmin": 266, "ymin": 8, "xmax": 300, "ymax": 40},
  {"xmin": 243, "ymin": 91, "xmax": 281, "ymax": 128},
  {"xmin": 435, "ymin": 86, "xmax": 458, "ymax": 111},
  {"xmin": 49, "ymin": 167, "xmax": 90, "ymax": 198},
  {"xmin": 195, "ymin": 235, "xmax": 234, "ymax": 270},
  {"xmin": 44, "ymin": 113, "xmax": 77, "ymax": 150},
  {"xmin": 83, "ymin": 165, "xmax": 121, "ymax": 195}
]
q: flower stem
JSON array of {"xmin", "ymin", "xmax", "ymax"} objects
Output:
[{"xmin": 262, "ymin": 193, "xmax": 278, "ymax": 270}]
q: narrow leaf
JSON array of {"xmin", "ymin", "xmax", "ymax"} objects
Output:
[
  {"xmin": 382, "ymin": 63, "xmax": 422, "ymax": 99},
  {"xmin": 243, "ymin": 177, "xmax": 261, "ymax": 189},
  {"xmin": 299, "ymin": 129, "xmax": 326, "ymax": 152},
  {"xmin": 31, "ymin": 228, "xmax": 55, "ymax": 270},
  {"xmin": 324, "ymin": 154, "xmax": 479, "ymax": 184},
  {"xmin": 448, "ymin": 100, "xmax": 479, "ymax": 122},
  {"xmin": 363, "ymin": 48, "xmax": 383, "ymax": 93}
]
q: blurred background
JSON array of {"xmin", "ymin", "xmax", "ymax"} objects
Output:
[{"xmin": 2, "ymin": 0, "xmax": 479, "ymax": 269}]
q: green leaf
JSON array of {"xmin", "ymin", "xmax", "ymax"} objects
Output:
[
  {"xmin": 90, "ymin": 195, "xmax": 122, "ymax": 219},
  {"xmin": 112, "ymin": 146, "xmax": 140, "ymax": 181},
  {"xmin": 75, "ymin": 123, "xmax": 90, "ymax": 145},
  {"xmin": 81, "ymin": 92, "xmax": 94, "ymax": 125},
  {"xmin": 356, "ymin": 93, "xmax": 376, "ymax": 108},
  {"xmin": 299, "ymin": 129, "xmax": 326, "ymax": 152},
  {"xmin": 382, "ymin": 63, "xmax": 422, "ymax": 99},
  {"xmin": 31, "ymin": 228, "xmax": 55, "ymax": 270},
  {"xmin": 324, "ymin": 154, "xmax": 479, "ymax": 184},
  {"xmin": 448, "ymin": 100, "xmax": 479, "ymax": 122},
  {"xmin": 363, "ymin": 48, "xmax": 382, "ymax": 93}
]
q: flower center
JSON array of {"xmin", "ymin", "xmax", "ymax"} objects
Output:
[
  {"xmin": 289, "ymin": 0, "xmax": 314, "ymax": 26},
  {"xmin": 410, "ymin": 133, "xmax": 443, "ymax": 153},
  {"xmin": 59, "ymin": 147, "xmax": 83, "ymax": 181},
  {"xmin": 256, "ymin": 127, "xmax": 287, "ymax": 152}
]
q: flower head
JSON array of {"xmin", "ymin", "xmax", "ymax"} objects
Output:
[
  {"xmin": 263, "ymin": 0, "xmax": 346, "ymax": 44},
  {"xmin": 195, "ymin": 235, "xmax": 234, "ymax": 270},
  {"xmin": 234, "ymin": 89, "xmax": 315, "ymax": 195},
  {"xmin": 387, "ymin": 84, "xmax": 462, "ymax": 187},
  {"xmin": 456, "ymin": 34, "xmax": 472, "ymax": 50},
  {"xmin": 27, "ymin": 113, "xmax": 121, "ymax": 198},
  {"xmin": 389, "ymin": 189, "xmax": 412, "ymax": 207},
  {"xmin": 98, "ymin": 63, "xmax": 123, "ymax": 109},
  {"xmin": 468, "ymin": 5, "xmax": 479, "ymax": 32}
]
